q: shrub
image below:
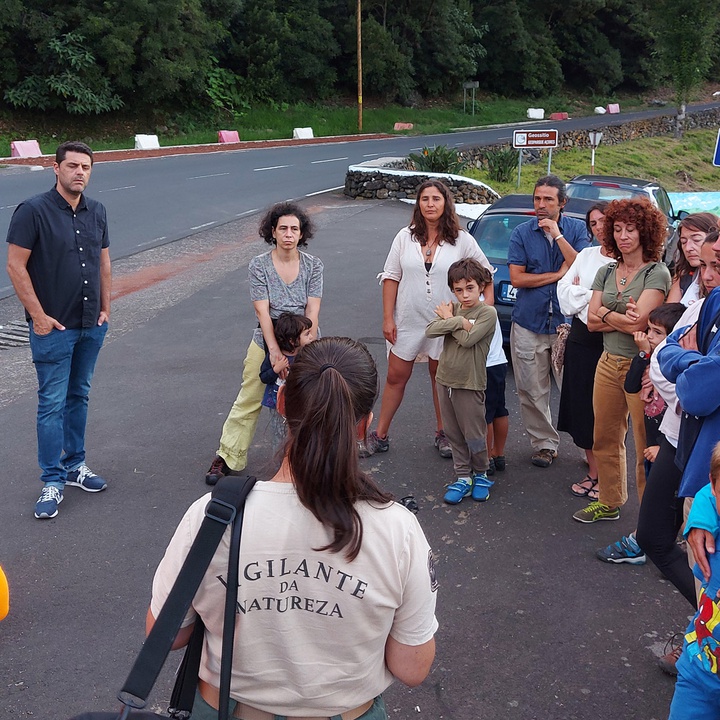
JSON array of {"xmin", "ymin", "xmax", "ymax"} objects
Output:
[
  {"xmin": 485, "ymin": 147, "xmax": 519, "ymax": 183},
  {"xmin": 408, "ymin": 145, "xmax": 467, "ymax": 174}
]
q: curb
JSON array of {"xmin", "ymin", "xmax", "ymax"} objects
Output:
[{"xmin": 0, "ymin": 132, "xmax": 395, "ymax": 166}]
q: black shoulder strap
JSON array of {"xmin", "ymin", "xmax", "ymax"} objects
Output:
[{"xmin": 118, "ymin": 475, "xmax": 257, "ymax": 711}]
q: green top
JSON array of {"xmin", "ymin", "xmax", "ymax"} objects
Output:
[
  {"xmin": 425, "ymin": 302, "xmax": 498, "ymax": 390},
  {"xmin": 591, "ymin": 261, "xmax": 671, "ymax": 358}
]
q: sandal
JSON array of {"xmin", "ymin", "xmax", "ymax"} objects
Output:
[
  {"xmin": 588, "ymin": 486, "xmax": 599, "ymax": 501},
  {"xmin": 571, "ymin": 475, "xmax": 598, "ymax": 498}
]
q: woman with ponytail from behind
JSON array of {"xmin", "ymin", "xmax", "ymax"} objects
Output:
[{"xmin": 147, "ymin": 337, "xmax": 438, "ymax": 720}]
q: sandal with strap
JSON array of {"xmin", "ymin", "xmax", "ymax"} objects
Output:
[
  {"xmin": 588, "ymin": 486, "xmax": 599, "ymax": 501},
  {"xmin": 571, "ymin": 475, "xmax": 598, "ymax": 498}
]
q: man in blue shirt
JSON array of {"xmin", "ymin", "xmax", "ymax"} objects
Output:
[
  {"xmin": 6, "ymin": 141, "xmax": 111, "ymax": 519},
  {"xmin": 507, "ymin": 175, "xmax": 589, "ymax": 468}
]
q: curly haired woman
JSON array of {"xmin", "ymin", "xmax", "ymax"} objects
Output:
[{"xmin": 573, "ymin": 198, "xmax": 671, "ymax": 524}]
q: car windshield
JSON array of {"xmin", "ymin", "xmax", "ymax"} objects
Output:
[
  {"xmin": 472, "ymin": 213, "xmax": 534, "ymax": 261},
  {"xmin": 566, "ymin": 184, "xmax": 641, "ymax": 203}
]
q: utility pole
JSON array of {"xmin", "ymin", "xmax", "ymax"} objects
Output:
[{"xmin": 357, "ymin": 0, "xmax": 363, "ymax": 131}]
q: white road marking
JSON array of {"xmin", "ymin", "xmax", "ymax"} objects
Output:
[
  {"xmin": 190, "ymin": 221, "xmax": 216, "ymax": 230},
  {"xmin": 253, "ymin": 164, "xmax": 291, "ymax": 171},
  {"xmin": 98, "ymin": 185, "xmax": 136, "ymax": 193},
  {"xmin": 305, "ymin": 186, "xmax": 344, "ymax": 197},
  {"xmin": 0, "ymin": 205, "xmax": 18, "ymax": 211},
  {"xmin": 188, "ymin": 173, "xmax": 230, "ymax": 180},
  {"xmin": 362, "ymin": 153, "xmax": 383, "ymax": 157},
  {"xmin": 310, "ymin": 157, "xmax": 349, "ymax": 164},
  {"xmin": 137, "ymin": 236, "xmax": 167, "ymax": 247},
  {"xmin": 236, "ymin": 208, "xmax": 259, "ymax": 217}
]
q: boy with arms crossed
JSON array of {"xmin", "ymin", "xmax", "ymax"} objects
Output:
[{"xmin": 426, "ymin": 259, "xmax": 497, "ymax": 504}]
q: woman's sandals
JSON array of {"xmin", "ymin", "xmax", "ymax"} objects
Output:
[{"xmin": 571, "ymin": 475, "xmax": 598, "ymax": 500}]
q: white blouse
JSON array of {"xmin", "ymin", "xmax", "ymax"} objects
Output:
[
  {"xmin": 557, "ymin": 245, "xmax": 614, "ymax": 325},
  {"xmin": 378, "ymin": 227, "xmax": 493, "ymax": 362}
]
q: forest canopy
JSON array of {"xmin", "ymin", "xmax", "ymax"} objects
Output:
[{"xmin": 0, "ymin": 0, "xmax": 717, "ymax": 115}]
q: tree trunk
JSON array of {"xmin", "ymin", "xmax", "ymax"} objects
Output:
[{"xmin": 675, "ymin": 101, "xmax": 686, "ymax": 139}]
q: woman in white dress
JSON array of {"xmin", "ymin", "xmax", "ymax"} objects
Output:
[{"xmin": 362, "ymin": 180, "xmax": 494, "ymax": 457}]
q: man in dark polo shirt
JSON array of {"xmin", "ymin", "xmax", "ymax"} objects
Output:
[
  {"xmin": 6, "ymin": 141, "xmax": 111, "ymax": 519},
  {"xmin": 507, "ymin": 175, "xmax": 589, "ymax": 469}
]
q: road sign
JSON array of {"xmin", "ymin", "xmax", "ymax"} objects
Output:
[
  {"xmin": 513, "ymin": 129, "xmax": 558, "ymax": 149},
  {"xmin": 713, "ymin": 129, "xmax": 720, "ymax": 167}
]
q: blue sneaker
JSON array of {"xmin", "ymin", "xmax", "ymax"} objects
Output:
[
  {"xmin": 34, "ymin": 485, "xmax": 63, "ymax": 519},
  {"xmin": 596, "ymin": 533, "xmax": 646, "ymax": 565},
  {"xmin": 65, "ymin": 464, "xmax": 107, "ymax": 492},
  {"xmin": 443, "ymin": 478, "xmax": 472, "ymax": 505},
  {"xmin": 472, "ymin": 473, "xmax": 494, "ymax": 502}
]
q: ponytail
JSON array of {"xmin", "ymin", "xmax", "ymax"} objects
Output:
[{"xmin": 284, "ymin": 338, "xmax": 393, "ymax": 560}]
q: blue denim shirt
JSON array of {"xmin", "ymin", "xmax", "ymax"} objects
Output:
[
  {"xmin": 6, "ymin": 186, "xmax": 109, "ymax": 329},
  {"xmin": 507, "ymin": 215, "xmax": 589, "ymax": 334}
]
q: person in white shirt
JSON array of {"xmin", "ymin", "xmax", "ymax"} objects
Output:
[
  {"xmin": 148, "ymin": 337, "xmax": 438, "ymax": 720},
  {"xmin": 362, "ymin": 179, "xmax": 494, "ymax": 458}
]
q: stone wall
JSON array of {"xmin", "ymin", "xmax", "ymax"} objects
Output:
[
  {"xmin": 461, "ymin": 107, "xmax": 720, "ymax": 166},
  {"xmin": 344, "ymin": 107, "xmax": 720, "ymax": 202},
  {"xmin": 344, "ymin": 165, "xmax": 500, "ymax": 203}
]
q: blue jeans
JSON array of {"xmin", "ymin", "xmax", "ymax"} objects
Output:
[
  {"xmin": 191, "ymin": 690, "xmax": 387, "ymax": 720},
  {"xmin": 29, "ymin": 322, "xmax": 108, "ymax": 485},
  {"xmin": 669, "ymin": 651, "xmax": 720, "ymax": 720}
]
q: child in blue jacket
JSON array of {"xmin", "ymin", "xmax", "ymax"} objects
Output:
[{"xmin": 669, "ymin": 440, "xmax": 720, "ymax": 719}]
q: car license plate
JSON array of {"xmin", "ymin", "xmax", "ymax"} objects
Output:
[{"xmin": 501, "ymin": 283, "xmax": 517, "ymax": 301}]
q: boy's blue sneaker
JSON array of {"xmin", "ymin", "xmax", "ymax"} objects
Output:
[
  {"xmin": 443, "ymin": 478, "xmax": 472, "ymax": 505},
  {"xmin": 596, "ymin": 532, "xmax": 646, "ymax": 565},
  {"xmin": 65, "ymin": 464, "xmax": 107, "ymax": 492},
  {"xmin": 472, "ymin": 473, "xmax": 494, "ymax": 502},
  {"xmin": 34, "ymin": 484, "xmax": 63, "ymax": 519}
]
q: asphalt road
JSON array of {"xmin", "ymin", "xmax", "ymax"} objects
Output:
[
  {"xmin": 1, "ymin": 101, "xmax": 718, "ymax": 298},
  {"xmin": 0, "ymin": 196, "xmax": 689, "ymax": 720}
]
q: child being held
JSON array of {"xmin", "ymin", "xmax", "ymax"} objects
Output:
[
  {"xmin": 425, "ymin": 258, "xmax": 497, "ymax": 505},
  {"xmin": 624, "ymin": 303, "xmax": 686, "ymax": 471},
  {"xmin": 259, "ymin": 312, "xmax": 314, "ymax": 451},
  {"xmin": 668, "ymin": 440, "xmax": 720, "ymax": 719}
]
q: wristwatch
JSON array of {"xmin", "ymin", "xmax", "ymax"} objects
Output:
[{"xmin": 638, "ymin": 351, "xmax": 649, "ymax": 359}]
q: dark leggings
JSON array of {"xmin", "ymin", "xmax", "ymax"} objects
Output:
[{"xmin": 636, "ymin": 436, "xmax": 698, "ymax": 609}]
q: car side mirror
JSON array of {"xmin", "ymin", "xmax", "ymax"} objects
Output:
[{"xmin": 675, "ymin": 210, "xmax": 689, "ymax": 222}]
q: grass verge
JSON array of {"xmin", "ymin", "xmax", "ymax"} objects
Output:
[
  {"xmin": 464, "ymin": 129, "xmax": 720, "ymax": 194},
  {"xmin": 0, "ymin": 90, "xmax": 667, "ymax": 157}
]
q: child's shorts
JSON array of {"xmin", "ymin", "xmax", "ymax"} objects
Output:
[{"xmin": 485, "ymin": 363, "xmax": 509, "ymax": 424}]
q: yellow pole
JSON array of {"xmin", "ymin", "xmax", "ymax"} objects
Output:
[{"xmin": 357, "ymin": 0, "xmax": 363, "ymax": 132}]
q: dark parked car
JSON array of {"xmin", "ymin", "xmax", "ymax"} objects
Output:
[{"xmin": 468, "ymin": 195, "xmax": 597, "ymax": 343}]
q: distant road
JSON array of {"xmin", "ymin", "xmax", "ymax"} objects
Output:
[{"xmin": 1, "ymin": 101, "xmax": 718, "ymax": 298}]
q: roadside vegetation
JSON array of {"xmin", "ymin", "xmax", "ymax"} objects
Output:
[
  {"xmin": 0, "ymin": 91, "xmax": 659, "ymax": 157},
  {"xmin": 464, "ymin": 128, "xmax": 720, "ymax": 195}
]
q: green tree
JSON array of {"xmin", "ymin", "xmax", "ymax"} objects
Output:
[
  {"xmin": 472, "ymin": 0, "xmax": 563, "ymax": 96},
  {"xmin": 4, "ymin": 31, "xmax": 123, "ymax": 113},
  {"xmin": 650, "ymin": 0, "xmax": 720, "ymax": 136},
  {"xmin": 355, "ymin": 16, "xmax": 415, "ymax": 101}
]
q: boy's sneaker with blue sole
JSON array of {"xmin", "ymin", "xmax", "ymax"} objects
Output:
[
  {"xmin": 443, "ymin": 478, "xmax": 472, "ymax": 505},
  {"xmin": 472, "ymin": 473, "xmax": 494, "ymax": 502},
  {"xmin": 596, "ymin": 532, "xmax": 646, "ymax": 565}
]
